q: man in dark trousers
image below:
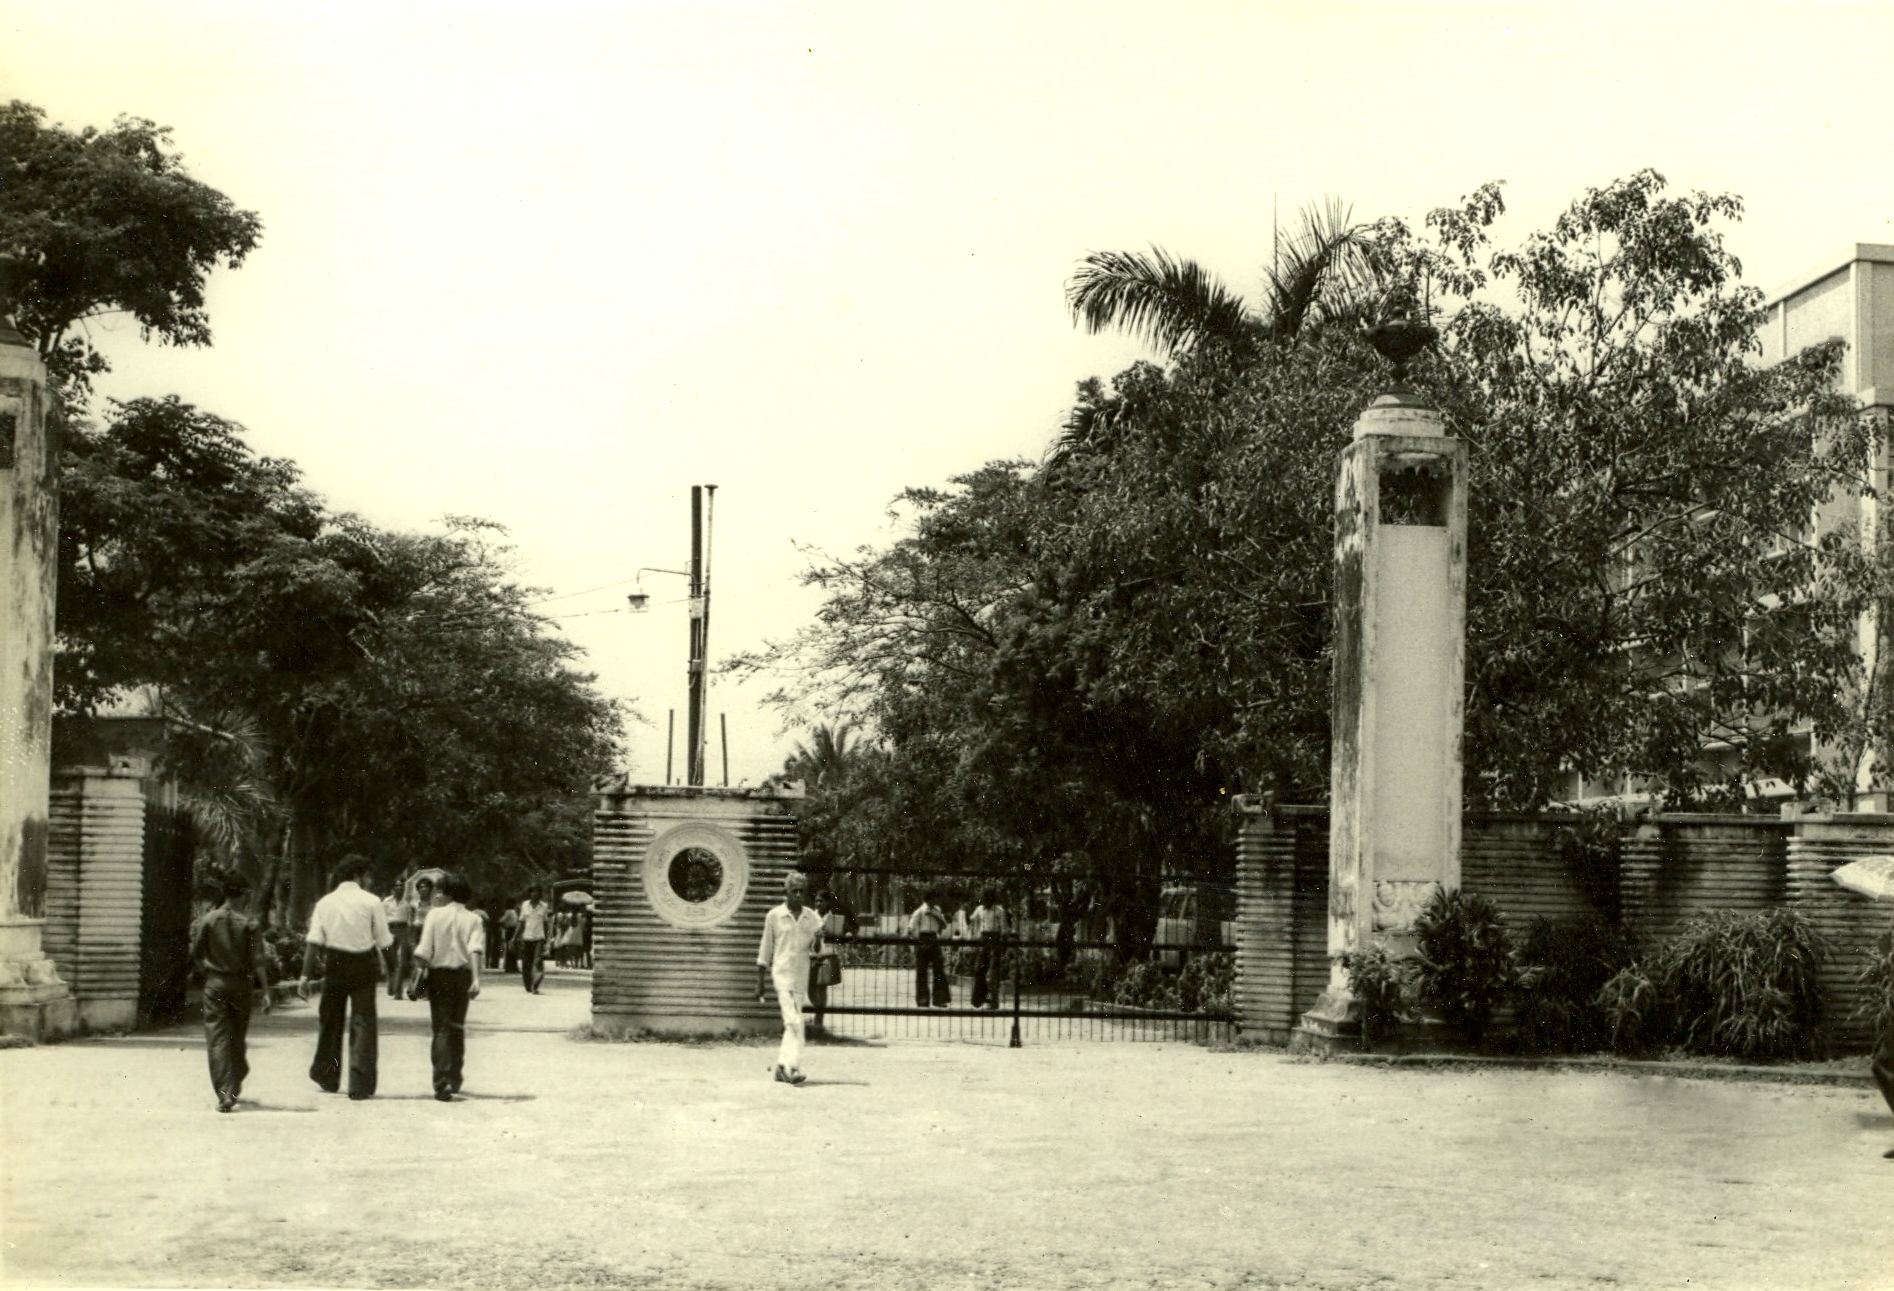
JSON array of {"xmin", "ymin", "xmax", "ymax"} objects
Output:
[
  {"xmin": 299, "ymin": 855, "xmax": 393, "ymax": 1099},
  {"xmin": 412, "ymin": 872, "xmax": 485, "ymax": 1101},
  {"xmin": 907, "ymin": 890, "xmax": 952, "ymax": 1008},
  {"xmin": 190, "ymin": 872, "xmax": 273, "ymax": 1112}
]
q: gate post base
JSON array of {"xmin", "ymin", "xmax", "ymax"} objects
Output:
[{"xmin": 1289, "ymin": 986, "xmax": 1357, "ymax": 1056}]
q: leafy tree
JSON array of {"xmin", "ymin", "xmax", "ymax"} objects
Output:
[
  {"xmin": 1406, "ymin": 171, "xmax": 1881, "ymax": 806},
  {"xmin": 55, "ymin": 396, "xmax": 322, "ymax": 712},
  {"xmin": 0, "ymin": 101, "xmax": 262, "ymax": 405},
  {"xmin": 752, "ymin": 171, "xmax": 1885, "ymax": 941}
]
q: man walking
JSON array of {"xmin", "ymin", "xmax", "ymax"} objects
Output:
[
  {"xmin": 190, "ymin": 872, "xmax": 272, "ymax": 1112},
  {"xmin": 412, "ymin": 872, "xmax": 485, "ymax": 1102},
  {"xmin": 517, "ymin": 887, "xmax": 551, "ymax": 993},
  {"xmin": 299, "ymin": 856, "xmax": 393, "ymax": 1099},
  {"xmin": 382, "ymin": 874, "xmax": 413, "ymax": 998},
  {"xmin": 907, "ymin": 890, "xmax": 952, "ymax": 1008},
  {"xmin": 969, "ymin": 888, "xmax": 1008, "ymax": 1010},
  {"xmin": 756, "ymin": 870, "xmax": 823, "ymax": 1085}
]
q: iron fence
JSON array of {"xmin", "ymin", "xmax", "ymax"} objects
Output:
[{"xmin": 807, "ymin": 932, "xmax": 1234, "ymax": 1044}]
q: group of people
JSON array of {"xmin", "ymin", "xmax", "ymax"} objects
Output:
[
  {"xmin": 187, "ymin": 859, "xmax": 587, "ymax": 1111},
  {"xmin": 905, "ymin": 889, "xmax": 1009, "ymax": 1010}
]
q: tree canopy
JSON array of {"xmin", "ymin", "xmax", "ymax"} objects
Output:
[
  {"xmin": 745, "ymin": 171, "xmax": 1885, "ymax": 936},
  {"xmin": 0, "ymin": 100, "xmax": 263, "ymax": 403}
]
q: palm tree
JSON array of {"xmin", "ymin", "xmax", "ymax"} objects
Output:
[
  {"xmin": 784, "ymin": 723, "xmax": 860, "ymax": 791},
  {"xmin": 1066, "ymin": 197, "xmax": 1390, "ymax": 363}
]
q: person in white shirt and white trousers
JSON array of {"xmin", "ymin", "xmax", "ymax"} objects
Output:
[{"xmin": 756, "ymin": 871, "xmax": 824, "ymax": 1085}]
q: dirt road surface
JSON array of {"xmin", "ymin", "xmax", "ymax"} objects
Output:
[{"xmin": 3, "ymin": 967, "xmax": 1890, "ymax": 1290}]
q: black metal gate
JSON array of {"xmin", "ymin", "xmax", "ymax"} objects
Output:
[
  {"xmin": 803, "ymin": 865, "xmax": 1234, "ymax": 1043},
  {"xmin": 137, "ymin": 804, "xmax": 195, "ymax": 1026}
]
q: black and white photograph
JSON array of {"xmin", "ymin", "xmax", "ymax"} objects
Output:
[{"xmin": 1, "ymin": 3, "xmax": 1890, "ymax": 1288}]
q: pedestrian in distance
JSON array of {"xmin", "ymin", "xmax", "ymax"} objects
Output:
[
  {"xmin": 189, "ymin": 871, "xmax": 273, "ymax": 1112},
  {"xmin": 969, "ymin": 888, "xmax": 1008, "ymax": 1011},
  {"xmin": 403, "ymin": 873, "xmax": 437, "ymax": 997},
  {"xmin": 907, "ymin": 889, "xmax": 952, "ymax": 1008},
  {"xmin": 412, "ymin": 872, "xmax": 485, "ymax": 1102},
  {"xmin": 299, "ymin": 855, "xmax": 393, "ymax": 1099},
  {"xmin": 757, "ymin": 870, "xmax": 824, "ymax": 1085},
  {"xmin": 517, "ymin": 887, "xmax": 551, "ymax": 993},
  {"xmin": 382, "ymin": 874, "xmax": 413, "ymax": 998},
  {"xmin": 499, "ymin": 900, "xmax": 520, "ymax": 975}
]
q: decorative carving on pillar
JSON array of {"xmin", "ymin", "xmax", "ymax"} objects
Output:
[{"xmin": 1371, "ymin": 880, "xmax": 1440, "ymax": 934}]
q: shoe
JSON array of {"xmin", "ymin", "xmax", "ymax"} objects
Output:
[
  {"xmin": 787, "ymin": 1068, "xmax": 807, "ymax": 1085},
  {"xmin": 434, "ymin": 1091, "xmax": 454, "ymax": 1102},
  {"xmin": 1883, "ymin": 1146, "xmax": 1894, "ymax": 1159},
  {"xmin": 347, "ymin": 1093, "xmax": 373, "ymax": 1101},
  {"xmin": 217, "ymin": 1097, "xmax": 236, "ymax": 1113}
]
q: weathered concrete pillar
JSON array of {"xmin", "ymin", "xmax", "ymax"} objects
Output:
[
  {"xmin": 590, "ymin": 782, "xmax": 802, "ymax": 1038},
  {"xmin": 0, "ymin": 323, "xmax": 76, "ymax": 1041},
  {"xmin": 1297, "ymin": 382, "xmax": 1468, "ymax": 1048}
]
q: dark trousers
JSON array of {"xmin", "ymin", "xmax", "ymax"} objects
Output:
[
  {"xmin": 915, "ymin": 933, "xmax": 950, "ymax": 1006},
  {"xmin": 1873, "ymin": 1015, "xmax": 1894, "ymax": 1118},
  {"xmin": 427, "ymin": 965, "xmax": 473, "ymax": 1094},
  {"xmin": 971, "ymin": 933, "xmax": 1004, "ymax": 1009},
  {"xmin": 386, "ymin": 925, "xmax": 412, "ymax": 996},
  {"xmin": 203, "ymin": 973, "xmax": 253, "ymax": 1101},
  {"xmin": 518, "ymin": 939, "xmax": 545, "ymax": 992},
  {"xmin": 311, "ymin": 949, "xmax": 380, "ymax": 1097}
]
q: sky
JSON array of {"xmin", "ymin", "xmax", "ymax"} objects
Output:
[{"xmin": 5, "ymin": 0, "xmax": 1891, "ymax": 786}]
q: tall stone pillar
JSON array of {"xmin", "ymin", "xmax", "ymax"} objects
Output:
[
  {"xmin": 1297, "ymin": 373, "xmax": 1467, "ymax": 1048},
  {"xmin": 0, "ymin": 323, "xmax": 77, "ymax": 1041}
]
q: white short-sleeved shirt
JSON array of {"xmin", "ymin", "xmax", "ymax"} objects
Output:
[
  {"xmin": 307, "ymin": 882, "xmax": 393, "ymax": 954},
  {"xmin": 757, "ymin": 903, "xmax": 824, "ymax": 981},
  {"xmin": 415, "ymin": 901, "xmax": 486, "ymax": 971}
]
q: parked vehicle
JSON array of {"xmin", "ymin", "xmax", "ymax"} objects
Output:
[{"xmin": 1155, "ymin": 882, "xmax": 1235, "ymax": 968}]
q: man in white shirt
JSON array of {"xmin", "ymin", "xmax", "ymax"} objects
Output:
[
  {"xmin": 907, "ymin": 891, "xmax": 952, "ymax": 1008},
  {"xmin": 412, "ymin": 872, "xmax": 485, "ymax": 1102},
  {"xmin": 756, "ymin": 871, "xmax": 823, "ymax": 1085},
  {"xmin": 517, "ymin": 888, "xmax": 551, "ymax": 993},
  {"xmin": 299, "ymin": 855, "xmax": 393, "ymax": 1099}
]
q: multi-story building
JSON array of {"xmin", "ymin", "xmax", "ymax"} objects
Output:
[{"xmin": 1759, "ymin": 244, "xmax": 1893, "ymax": 812}]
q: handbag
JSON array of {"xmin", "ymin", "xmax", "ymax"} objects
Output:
[{"xmin": 809, "ymin": 952, "xmax": 842, "ymax": 990}]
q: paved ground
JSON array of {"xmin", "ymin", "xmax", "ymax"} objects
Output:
[{"xmin": 3, "ymin": 966, "xmax": 1891, "ymax": 1291}]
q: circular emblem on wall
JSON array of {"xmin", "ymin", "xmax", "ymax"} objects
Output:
[{"xmin": 642, "ymin": 821, "xmax": 750, "ymax": 929}]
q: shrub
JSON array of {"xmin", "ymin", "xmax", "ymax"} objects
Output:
[
  {"xmin": 1177, "ymin": 952, "xmax": 1234, "ymax": 1018},
  {"xmin": 1851, "ymin": 929, "xmax": 1894, "ymax": 1040},
  {"xmin": 1341, "ymin": 945, "xmax": 1411, "ymax": 1048},
  {"xmin": 1513, "ymin": 917, "xmax": 1638, "ymax": 1054},
  {"xmin": 1600, "ymin": 908, "xmax": 1827, "ymax": 1060},
  {"xmin": 1410, "ymin": 888, "xmax": 1515, "ymax": 1046},
  {"xmin": 262, "ymin": 929, "xmax": 307, "ymax": 984}
]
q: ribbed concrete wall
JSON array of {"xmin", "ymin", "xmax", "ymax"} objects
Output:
[
  {"xmin": 1786, "ymin": 815, "xmax": 1894, "ymax": 1049},
  {"xmin": 590, "ymin": 785, "xmax": 802, "ymax": 1037},
  {"xmin": 1231, "ymin": 803, "xmax": 1328, "ymax": 1042},
  {"xmin": 1235, "ymin": 807, "xmax": 1892, "ymax": 1050},
  {"xmin": 45, "ymin": 770, "xmax": 146, "ymax": 1029},
  {"xmin": 1622, "ymin": 817, "xmax": 1789, "ymax": 944},
  {"xmin": 1461, "ymin": 814, "xmax": 1603, "ymax": 933}
]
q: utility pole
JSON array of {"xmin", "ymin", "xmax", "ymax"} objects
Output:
[{"xmin": 686, "ymin": 485, "xmax": 716, "ymax": 786}]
